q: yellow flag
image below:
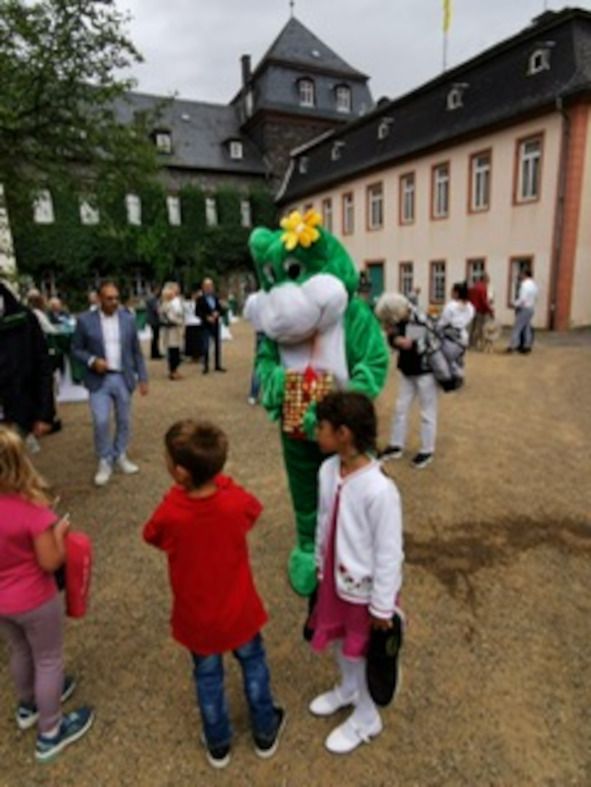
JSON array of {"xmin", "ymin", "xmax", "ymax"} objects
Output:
[{"xmin": 443, "ymin": 0, "xmax": 452, "ymax": 32}]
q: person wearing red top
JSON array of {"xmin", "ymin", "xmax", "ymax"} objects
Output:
[
  {"xmin": 143, "ymin": 419, "xmax": 285, "ymax": 769},
  {"xmin": 468, "ymin": 274, "xmax": 494, "ymax": 349}
]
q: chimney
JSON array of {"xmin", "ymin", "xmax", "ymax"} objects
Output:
[{"xmin": 241, "ymin": 55, "xmax": 252, "ymax": 87}]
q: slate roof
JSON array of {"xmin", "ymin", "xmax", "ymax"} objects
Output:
[
  {"xmin": 255, "ymin": 17, "xmax": 368, "ymax": 79},
  {"xmin": 113, "ymin": 92, "xmax": 267, "ymax": 175},
  {"xmin": 278, "ymin": 8, "xmax": 591, "ymax": 204}
]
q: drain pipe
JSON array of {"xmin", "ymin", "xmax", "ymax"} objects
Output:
[{"xmin": 548, "ymin": 95, "xmax": 570, "ymax": 331}]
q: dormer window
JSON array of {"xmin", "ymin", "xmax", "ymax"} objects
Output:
[
  {"xmin": 528, "ymin": 46, "xmax": 552, "ymax": 75},
  {"xmin": 229, "ymin": 140, "xmax": 243, "ymax": 160},
  {"xmin": 335, "ymin": 85, "xmax": 352, "ymax": 114},
  {"xmin": 298, "ymin": 78, "xmax": 315, "ymax": 108},
  {"xmin": 245, "ymin": 90, "xmax": 254, "ymax": 117},
  {"xmin": 331, "ymin": 141, "xmax": 345, "ymax": 161},
  {"xmin": 378, "ymin": 117, "xmax": 394, "ymax": 140},
  {"xmin": 154, "ymin": 131, "xmax": 172, "ymax": 154},
  {"xmin": 299, "ymin": 156, "xmax": 309, "ymax": 174},
  {"xmin": 447, "ymin": 84, "xmax": 468, "ymax": 111}
]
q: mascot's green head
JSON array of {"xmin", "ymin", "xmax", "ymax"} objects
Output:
[
  {"xmin": 249, "ymin": 210, "xmax": 359, "ymax": 296},
  {"xmin": 246, "ymin": 210, "xmax": 359, "ymax": 345}
]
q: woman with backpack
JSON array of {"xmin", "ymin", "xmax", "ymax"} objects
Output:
[{"xmin": 375, "ymin": 294, "xmax": 438, "ymax": 469}]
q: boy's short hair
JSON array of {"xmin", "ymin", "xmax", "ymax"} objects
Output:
[
  {"xmin": 316, "ymin": 392, "xmax": 377, "ymax": 453},
  {"xmin": 165, "ymin": 420, "xmax": 228, "ymax": 487}
]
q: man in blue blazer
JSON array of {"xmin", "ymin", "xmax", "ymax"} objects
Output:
[{"xmin": 72, "ymin": 280, "xmax": 148, "ymax": 486}]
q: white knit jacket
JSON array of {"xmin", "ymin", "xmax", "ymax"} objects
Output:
[{"xmin": 315, "ymin": 456, "xmax": 404, "ymax": 619}]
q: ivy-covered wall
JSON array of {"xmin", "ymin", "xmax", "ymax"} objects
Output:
[{"xmin": 7, "ymin": 180, "xmax": 277, "ymax": 296}]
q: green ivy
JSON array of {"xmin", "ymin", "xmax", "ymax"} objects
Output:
[{"xmin": 7, "ymin": 179, "xmax": 278, "ymax": 295}]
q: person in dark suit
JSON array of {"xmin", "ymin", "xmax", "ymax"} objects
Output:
[
  {"xmin": 0, "ymin": 281, "xmax": 55, "ymax": 439},
  {"xmin": 145, "ymin": 287, "xmax": 163, "ymax": 360},
  {"xmin": 194, "ymin": 278, "xmax": 226, "ymax": 374},
  {"xmin": 72, "ymin": 280, "xmax": 148, "ymax": 486}
]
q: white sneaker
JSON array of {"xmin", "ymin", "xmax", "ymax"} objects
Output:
[
  {"xmin": 116, "ymin": 454, "xmax": 139, "ymax": 475},
  {"xmin": 309, "ymin": 686, "xmax": 358, "ymax": 717},
  {"xmin": 247, "ymin": 397, "xmax": 257, "ymax": 406},
  {"xmin": 325, "ymin": 713, "xmax": 383, "ymax": 754},
  {"xmin": 94, "ymin": 459, "xmax": 112, "ymax": 487}
]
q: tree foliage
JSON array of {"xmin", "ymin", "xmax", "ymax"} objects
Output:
[{"xmin": 0, "ymin": 0, "xmax": 157, "ymax": 197}]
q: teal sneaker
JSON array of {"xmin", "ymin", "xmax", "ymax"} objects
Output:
[{"xmin": 35, "ymin": 707, "xmax": 94, "ymax": 762}]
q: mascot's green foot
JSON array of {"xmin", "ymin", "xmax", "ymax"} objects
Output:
[{"xmin": 288, "ymin": 547, "xmax": 317, "ymax": 597}]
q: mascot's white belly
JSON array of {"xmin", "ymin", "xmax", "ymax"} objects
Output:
[{"xmin": 246, "ymin": 274, "xmax": 350, "ymax": 386}]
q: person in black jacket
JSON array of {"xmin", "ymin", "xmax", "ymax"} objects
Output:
[
  {"xmin": 194, "ymin": 278, "xmax": 226, "ymax": 374},
  {"xmin": 0, "ymin": 282, "xmax": 55, "ymax": 438},
  {"xmin": 375, "ymin": 294, "xmax": 438, "ymax": 469}
]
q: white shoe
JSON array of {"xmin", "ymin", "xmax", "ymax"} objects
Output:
[
  {"xmin": 94, "ymin": 459, "xmax": 112, "ymax": 487},
  {"xmin": 309, "ymin": 686, "xmax": 358, "ymax": 717},
  {"xmin": 247, "ymin": 397, "xmax": 257, "ymax": 406},
  {"xmin": 325, "ymin": 713, "xmax": 383, "ymax": 754},
  {"xmin": 116, "ymin": 454, "xmax": 139, "ymax": 475}
]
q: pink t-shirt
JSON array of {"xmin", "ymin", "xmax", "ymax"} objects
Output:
[{"xmin": 0, "ymin": 494, "xmax": 58, "ymax": 615}]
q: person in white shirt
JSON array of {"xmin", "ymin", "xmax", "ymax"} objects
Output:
[
  {"xmin": 438, "ymin": 282, "xmax": 475, "ymax": 347},
  {"xmin": 72, "ymin": 281, "xmax": 148, "ymax": 486},
  {"xmin": 306, "ymin": 392, "xmax": 404, "ymax": 755},
  {"xmin": 508, "ymin": 268, "xmax": 538, "ymax": 353}
]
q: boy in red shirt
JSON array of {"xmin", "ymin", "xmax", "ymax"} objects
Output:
[{"xmin": 143, "ymin": 419, "xmax": 285, "ymax": 769}]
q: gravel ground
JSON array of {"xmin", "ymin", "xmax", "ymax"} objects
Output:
[{"xmin": 1, "ymin": 322, "xmax": 590, "ymax": 787}]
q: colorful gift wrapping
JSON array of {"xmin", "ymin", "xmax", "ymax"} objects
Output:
[{"xmin": 282, "ymin": 367, "xmax": 334, "ymax": 438}]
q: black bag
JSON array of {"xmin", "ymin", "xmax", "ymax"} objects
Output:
[{"xmin": 366, "ymin": 610, "xmax": 404, "ymax": 706}]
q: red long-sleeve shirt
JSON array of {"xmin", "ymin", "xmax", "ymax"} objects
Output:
[{"xmin": 468, "ymin": 281, "xmax": 493, "ymax": 316}]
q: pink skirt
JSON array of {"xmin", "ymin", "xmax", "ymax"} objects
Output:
[{"xmin": 309, "ymin": 492, "xmax": 370, "ymax": 659}]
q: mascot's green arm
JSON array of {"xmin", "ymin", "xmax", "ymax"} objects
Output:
[
  {"xmin": 344, "ymin": 297, "xmax": 389, "ymax": 398},
  {"xmin": 256, "ymin": 336, "xmax": 285, "ymax": 421}
]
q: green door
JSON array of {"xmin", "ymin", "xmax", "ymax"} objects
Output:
[{"xmin": 367, "ymin": 262, "xmax": 384, "ymax": 303}]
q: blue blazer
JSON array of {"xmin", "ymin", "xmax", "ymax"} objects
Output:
[{"xmin": 72, "ymin": 309, "xmax": 148, "ymax": 393}]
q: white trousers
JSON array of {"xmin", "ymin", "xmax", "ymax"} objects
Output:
[{"xmin": 390, "ymin": 373, "xmax": 438, "ymax": 454}]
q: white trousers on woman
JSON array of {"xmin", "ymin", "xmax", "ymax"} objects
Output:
[{"xmin": 389, "ymin": 373, "xmax": 438, "ymax": 454}]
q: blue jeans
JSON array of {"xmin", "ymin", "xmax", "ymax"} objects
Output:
[
  {"xmin": 88, "ymin": 373, "xmax": 132, "ymax": 462},
  {"xmin": 192, "ymin": 633, "xmax": 276, "ymax": 748}
]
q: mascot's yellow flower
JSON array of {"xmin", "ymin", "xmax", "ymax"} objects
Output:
[{"xmin": 280, "ymin": 209, "xmax": 322, "ymax": 250}]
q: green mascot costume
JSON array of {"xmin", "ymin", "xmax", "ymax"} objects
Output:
[{"xmin": 246, "ymin": 210, "xmax": 389, "ymax": 596}]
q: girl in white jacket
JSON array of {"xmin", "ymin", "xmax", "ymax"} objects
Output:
[{"xmin": 308, "ymin": 392, "xmax": 404, "ymax": 754}]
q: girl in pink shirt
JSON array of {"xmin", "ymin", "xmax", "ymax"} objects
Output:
[{"xmin": 0, "ymin": 426, "xmax": 93, "ymax": 761}]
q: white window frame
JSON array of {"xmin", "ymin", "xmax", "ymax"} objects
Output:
[
  {"xmin": 471, "ymin": 152, "xmax": 491, "ymax": 211},
  {"xmin": 240, "ymin": 199, "xmax": 252, "ymax": 228},
  {"xmin": 125, "ymin": 193, "xmax": 141, "ymax": 226},
  {"xmin": 79, "ymin": 198, "xmax": 99, "ymax": 226},
  {"xmin": 343, "ymin": 193, "xmax": 354, "ymax": 235},
  {"xmin": 298, "ymin": 156, "xmax": 308, "ymax": 174},
  {"xmin": 229, "ymin": 140, "xmax": 243, "ymax": 160},
  {"xmin": 331, "ymin": 141, "xmax": 345, "ymax": 161},
  {"xmin": 155, "ymin": 131, "xmax": 172, "ymax": 154},
  {"xmin": 322, "ymin": 197, "xmax": 333, "ymax": 233},
  {"xmin": 430, "ymin": 260, "xmax": 446, "ymax": 304},
  {"xmin": 367, "ymin": 183, "xmax": 384, "ymax": 230},
  {"xmin": 517, "ymin": 137, "xmax": 542, "ymax": 202},
  {"xmin": 399, "ymin": 262, "xmax": 414, "ymax": 297},
  {"xmin": 245, "ymin": 90, "xmax": 254, "ymax": 117},
  {"xmin": 298, "ymin": 79, "xmax": 315, "ymax": 108},
  {"xmin": 528, "ymin": 48, "xmax": 551, "ymax": 76},
  {"xmin": 33, "ymin": 189, "xmax": 55, "ymax": 224},
  {"xmin": 432, "ymin": 163, "xmax": 450, "ymax": 218},
  {"xmin": 336, "ymin": 85, "xmax": 351, "ymax": 114},
  {"xmin": 205, "ymin": 197, "xmax": 218, "ymax": 227},
  {"xmin": 166, "ymin": 195, "xmax": 181, "ymax": 226},
  {"xmin": 467, "ymin": 258, "xmax": 486, "ymax": 286},
  {"xmin": 400, "ymin": 173, "xmax": 415, "ymax": 224},
  {"xmin": 447, "ymin": 87, "xmax": 463, "ymax": 110},
  {"xmin": 378, "ymin": 117, "xmax": 394, "ymax": 140}
]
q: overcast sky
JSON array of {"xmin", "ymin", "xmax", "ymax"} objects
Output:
[{"xmin": 114, "ymin": 0, "xmax": 591, "ymax": 103}]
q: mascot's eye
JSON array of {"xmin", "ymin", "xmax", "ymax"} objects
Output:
[
  {"xmin": 283, "ymin": 258, "xmax": 303, "ymax": 280},
  {"xmin": 263, "ymin": 264, "xmax": 276, "ymax": 284}
]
